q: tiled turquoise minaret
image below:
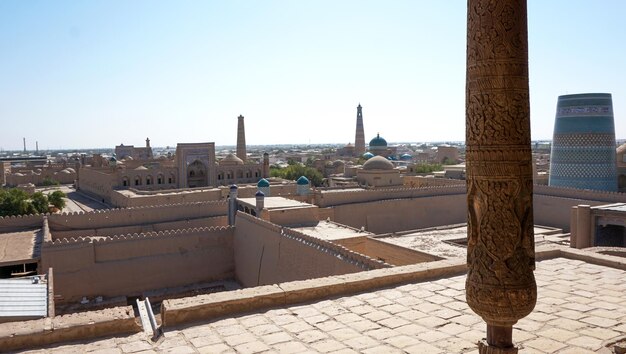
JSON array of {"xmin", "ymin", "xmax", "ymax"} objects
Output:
[{"xmin": 549, "ymin": 93, "xmax": 617, "ymax": 191}]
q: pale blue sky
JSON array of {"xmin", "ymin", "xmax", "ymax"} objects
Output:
[{"xmin": 1, "ymin": 1, "xmax": 625, "ymax": 150}]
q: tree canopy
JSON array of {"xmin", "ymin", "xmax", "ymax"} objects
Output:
[
  {"xmin": 270, "ymin": 164, "xmax": 323, "ymax": 187},
  {"xmin": 48, "ymin": 190, "xmax": 66, "ymax": 210},
  {"xmin": 0, "ymin": 188, "xmax": 67, "ymax": 216},
  {"xmin": 414, "ymin": 163, "xmax": 444, "ymax": 173},
  {"xmin": 0, "ymin": 188, "xmax": 34, "ymax": 216}
]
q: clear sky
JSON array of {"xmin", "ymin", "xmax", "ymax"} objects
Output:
[{"xmin": 1, "ymin": 1, "xmax": 625, "ymax": 150}]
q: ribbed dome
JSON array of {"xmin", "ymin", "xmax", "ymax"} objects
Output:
[
  {"xmin": 297, "ymin": 176, "xmax": 310, "ymax": 185},
  {"xmin": 257, "ymin": 178, "xmax": 270, "ymax": 187},
  {"xmin": 400, "ymin": 153, "xmax": 412, "ymax": 160},
  {"xmin": 219, "ymin": 153, "xmax": 244, "ymax": 165},
  {"xmin": 362, "ymin": 155, "xmax": 394, "ymax": 170},
  {"xmin": 369, "ymin": 134, "xmax": 388, "ymax": 147}
]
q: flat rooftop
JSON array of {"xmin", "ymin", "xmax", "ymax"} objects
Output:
[
  {"xmin": 238, "ymin": 197, "xmax": 315, "ymax": 210},
  {"xmin": 293, "ymin": 220, "xmax": 373, "ymax": 241},
  {"xmin": 0, "ymin": 229, "xmax": 40, "ymax": 266},
  {"xmin": 115, "ymin": 187, "xmax": 219, "ymax": 199},
  {"xmin": 31, "ymin": 255, "xmax": 626, "ymax": 353},
  {"xmin": 379, "ymin": 224, "xmax": 566, "ymax": 259},
  {"xmin": 378, "ymin": 225, "xmax": 468, "ymax": 258}
]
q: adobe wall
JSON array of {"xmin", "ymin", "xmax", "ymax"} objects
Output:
[
  {"xmin": 316, "ymin": 185, "xmax": 626, "ymax": 233},
  {"xmin": 331, "ymin": 194, "xmax": 467, "ymax": 234},
  {"xmin": 238, "ymin": 184, "xmax": 297, "ymax": 198},
  {"xmin": 233, "ymin": 213, "xmax": 387, "ymax": 288},
  {"xmin": 77, "ymin": 167, "xmax": 114, "ymax": 202},
  {"xmin": 533, "ymin": 185, "xmax": 626, "ymax": 231},
  {"xmin": 51, "ymin": 216, "xmax": 227, "ymax": 239},
  {"xmin": 110, "ymin": 188, "xmax": 223, "ymax": 208},
  {"xmin": 0, "ymin": 214, "xmax": 45, "ymax": 233},
  {"xmin": 6, "ymin": 169, "xmax": 76, "ymax": 187},
  {"xmin": 108, "ymin": 183, "xmax": 297, "ymax": 208},
  {"xmin": 403, "ymin": 176, "xmax": 466, "ymax": 188},
  {"xmin": 533, "ymin": 195, "xmax": 607, "ymax": 231},
  {"xmin": 41, "ymin": 226, "xmax": 234, "ymax": 303},
  {"xmin": 47, "ymin": 200, "xmax": 227, "ymax": 232},
  {"xmin": 334, "ymin": 237, "xmax": 442, "ymax": 265},
  {"xmin": 0, "ymin": 162, "xmax": 8, "ymax": 186},
  {"xmin": 315, "ymin": 186, "xmax": 466, "ymax": 208},
  {"xmin": 330, "ymin": 193, "xmax": 609, "ymax": 234},
  {"xmin": 267, "ymin": 207, "xmax": 320, "ymax": 227}
]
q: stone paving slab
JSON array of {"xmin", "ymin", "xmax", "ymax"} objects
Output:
[{"xmin": 17, "ymin": 258, "xmax": 626, "ymax": 353}]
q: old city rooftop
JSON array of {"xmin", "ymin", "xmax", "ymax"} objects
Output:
[{"xmin": 5, "ymin": 247, "xmax": 626, "ymax": 353}]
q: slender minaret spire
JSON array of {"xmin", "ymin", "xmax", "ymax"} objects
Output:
[
  {"xmin": 236, "ymin": 115, "xmax": 247, "ymax": 161},
  {"xmin": 36, "ymin": 141, "xmax": 39, "ymax": 155},
  {"xmin": 23, "ymin": 138, "xmax": 26, "ymax": 153},
  {"xmin": 354, "ymin": 104, "xmax": 365, "ymax": 156},
  {"xmin": 145, "ymin": 137, "xmax": 153, "ymax": 158}
]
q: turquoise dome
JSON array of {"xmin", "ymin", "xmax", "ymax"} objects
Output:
[
  {"xmin": 369, "ymin": 134, "xmax": 387, "ymax": 147},
  {"xmin": 297, "ymin": 176, "xmax": 310, "ymax": 185},
  {"xmin": 363, "ymin": 152, "xmax": 375, "ymax": 159},
  {"xmin": 257, "ymin": 178, "xmax": 270, "ymax": 187},
  {"xmin": 400, "ymin": 153, "xmax": 412, "ymax": 160}
]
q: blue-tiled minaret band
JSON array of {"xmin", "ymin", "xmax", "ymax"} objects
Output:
[{"xmin": 549, "ymin": 93, "xmax": 617, "ymax": 191}]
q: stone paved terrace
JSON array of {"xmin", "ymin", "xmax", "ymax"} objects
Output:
[{"xmin": 17, "ymin": 257, "xmax": 626, "ymax": 353}]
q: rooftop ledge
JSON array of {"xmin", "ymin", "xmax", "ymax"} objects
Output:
[{"xmin": 4, "ymin": 245, "xmax": 626, "ymax": 351}]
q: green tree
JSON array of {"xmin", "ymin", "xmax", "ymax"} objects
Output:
[
  {"xmin": 31, "ymin": 192, "xmax": 49, "ymax": 214},
  {"xmin": 442, "ymin": 157, "xmax": 457, "ymax": 165},
  {"xmin": 0, "ymin": 188, "xmax": 32, "ymax": 216},
  {"xmin": 414, "ymin": 163, "xmax": 444, "ymax": 173},
  {"xmin": 270, "ymin": 165, "xmax": 323, "ymax": 187},
  {"xmin": 42, "ymin": 177, "xmax": 60, "ymax": 186},
  {"xmin": 48, "ymin": 190, "xmax": 66, "ymax": 210}
]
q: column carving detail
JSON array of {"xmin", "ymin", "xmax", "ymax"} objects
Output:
[{"xmin": 465, "ymin": 0, "xmax": 536, "ymax": 352}]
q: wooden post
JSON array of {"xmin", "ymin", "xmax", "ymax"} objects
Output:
[{"xmin": 465, "ymin": 0, "xmax": 537, "ymax": 352}]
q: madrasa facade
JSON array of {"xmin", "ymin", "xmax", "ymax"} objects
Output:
[{"xmin": 77, "ymin": 115, "xmax": 270, "ymax": 205}]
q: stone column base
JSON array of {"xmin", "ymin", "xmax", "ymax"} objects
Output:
[{"xmin": 478, "ymin": 340, "xmax": 519, "ymax": 354}]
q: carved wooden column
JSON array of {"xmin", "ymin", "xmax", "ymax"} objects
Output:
[{"xmin": 465, "ymin": 0, "xmax": 536, "ymax": 353}]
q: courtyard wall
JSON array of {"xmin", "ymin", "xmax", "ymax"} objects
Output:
[
  {"xmin": 41, "ymin": 226, "xmax": 234, "ymax": 303},
  {"xmin": 233, "ymin": 213, "xmax": 387, "ymax": 288}
]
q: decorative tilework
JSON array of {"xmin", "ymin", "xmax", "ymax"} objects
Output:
[{"xmin": 549, "ymin": 94, "xmax": 617, "ymax": 192}]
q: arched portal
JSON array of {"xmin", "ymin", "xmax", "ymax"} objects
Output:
[{"xmin": 187, "ymin": 160, "xmax": 208, "ymax": 188}]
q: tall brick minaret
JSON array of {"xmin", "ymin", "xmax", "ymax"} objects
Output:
[
  {"xmin": 236, "ymin": 115, "xmax": 247, "ymax": 162},
  {"xmin": 354, "ymin": 104, "xmax": 365, "ymax": 156}
]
